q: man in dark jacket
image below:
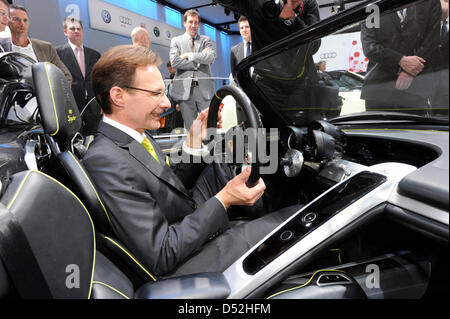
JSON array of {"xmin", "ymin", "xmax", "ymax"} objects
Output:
[
  {"xmin": 57, "ymin": 17, "xmax": 102, "ymax": 135},
  {"xmin": 360, "ymin": 0, "xmax": 441, "ymax": 113},
  {"xmin": 217, "ymin": 0, "xmax": 340, "ymax": 121}
]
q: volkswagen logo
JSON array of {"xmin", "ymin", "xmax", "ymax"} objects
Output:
[
  {"xmin": 119, "ymin": 16, "xmax": 132, "ymax": 25},
  {"xmin": 101, "ymin": 10, "xmax": 111, "ymax": 24},
  {"xmin": 320, "ymin": 52, "xmax": 337, "ymax": 59}
]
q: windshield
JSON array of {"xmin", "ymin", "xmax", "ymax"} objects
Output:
[{"xmin": 250, "ymin": 0, "xmax": 449, "ymax": 126}]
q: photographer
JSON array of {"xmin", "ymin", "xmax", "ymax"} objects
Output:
[
  {"xmin": 217, "ymin": 0, "xmax": 320, "ymax": 52},
  {"xmin": 216, "ymin": 1, "xmax": 338, "ymax": 120}
]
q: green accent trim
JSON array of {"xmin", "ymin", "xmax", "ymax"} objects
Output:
[
  {"xmin": 68, "ymin": 151, "xmax": 113, "ymax": 228},
  {"xmin": 7, "ymin": 170, "xmax": 97, "ymax": 299},
  {"xmin": 266, "ymin": 269, "xmax": 345, "ymax": 299},
  {"xmin": 104, "ymin": 236, "xmax": 157, "ymax": 282},
  {"xmin": 85, "ymin": 135, "xmax": 95, "ymax": 150},
  {"xmin": 43, "ymin": 63, "xmax": 60, "ymax": 136},
  {"xmin": 92, "ymin": 281, "xmax": 131, "ymax": 299},
  {"xmin": 6, "ymin": 171, "xmax": 32, "ymax": 210},
  {"xmin": 329, "ymin": 248, "xmax": 342, "ymax": 265}
]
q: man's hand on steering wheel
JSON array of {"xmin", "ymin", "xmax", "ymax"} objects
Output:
[{"xmin": 215, "ymin": 166, "xmax": 266, "ymax": 210}]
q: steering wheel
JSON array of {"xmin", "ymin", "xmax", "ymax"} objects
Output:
[{"xmin": 206, "ymin": 85, "xmax": 262, "ymax": 188}]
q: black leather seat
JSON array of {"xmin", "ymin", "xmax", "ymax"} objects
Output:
[
  {"xmin": 0, "ymin": 170, "xmax": 134, "ymax": 299},
  {"xmin": 0, "ymin": 170, "xmax": 231, "ymax": 299},
  {"xmin": 31, "ymin": 62, "xmax": 157, "ymax": 287}
]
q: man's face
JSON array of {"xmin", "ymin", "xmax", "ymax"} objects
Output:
[
  {"xmin": 8, "ymin": 8, "xmax": 29, "ymax": 36},
  {"xmin": 0, "ymin": 2, "xmax": 9, "ymax": 32},
  {"xmin": 184, "ymin": 15, "xmax": 199, "ymax": 37},
  {"xmin": 121, "ymin": 65, "xmax": 171, "ymax": 132},
  {"xmin": 64, "ymin": 20, "xmax": 84, "ymax": 46},
  {"xmin": 239, "ymin": 20, "xmax": 251, "ymax": 42}
]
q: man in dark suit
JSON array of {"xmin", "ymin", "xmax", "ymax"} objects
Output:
[
  {"xmin": 230, "ymin": 16, "xmax": 252, "ymax": 85},
  {"xmin": 361, "ymin": 0, "xmax": 441, "ymax": 112},
  {"xmin": 2, "ymin": 5, "xmax": 72, "ymax": 84},
  {"xmin": 57, "ymin": 17, "xmax": 101, "ymax": 135},
  {"xmin": 431, "ymin": 0, "xmax": 449, "ymax": 113},
  {"xmin": 84, "ymin": 45, "xmax": 298, "ymax": 277}
]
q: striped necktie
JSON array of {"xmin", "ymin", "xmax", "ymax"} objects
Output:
[{"xmin": 142, "ymin": 137, "xmax": 160, "ymax": 164}]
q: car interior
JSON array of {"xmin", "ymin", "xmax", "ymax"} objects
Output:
[{"xmin": 0, "ymin": 0, "xmax": 448, "ymax": 299}]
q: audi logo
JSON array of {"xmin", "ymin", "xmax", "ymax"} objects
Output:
[
  {"xmin": 320, "ymin": 52, "xmax": 337, "ymax": 59},
  {"xmin": 119, "ymin": 16, "xmax": 132, "ymax": 25}
]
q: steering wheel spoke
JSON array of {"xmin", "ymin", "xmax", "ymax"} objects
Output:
[{"xmin": 206, "ymin": 85, "xmax": 263, "ymax": 188}]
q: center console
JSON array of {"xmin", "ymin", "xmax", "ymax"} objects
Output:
[{"xmin": 223, "ymin": 162, "xmax": 417, "ymax": 298}]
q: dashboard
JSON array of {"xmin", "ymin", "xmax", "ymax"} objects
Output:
[{"xmin": 278, "ymin": 121, "xmax": 449, "ymax": 229}]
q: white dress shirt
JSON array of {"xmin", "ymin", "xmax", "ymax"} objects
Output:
[{"xmin": 12, "ymin": 38, "xmax": 38, "ymax": 62}]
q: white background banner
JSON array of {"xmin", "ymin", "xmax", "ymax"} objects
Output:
[
  {"xmin": 87, "ymin": 0, "xmax": 184, "ymax": 47},
  {"xmin": 313, "ymin": 32, "xmax": 368, "ymax": 73}
]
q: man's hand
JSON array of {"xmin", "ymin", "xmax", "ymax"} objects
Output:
[
  {"xmin": 395, "ymin": 71, "xmax": 414, "ymax": 90},
  {"xmin": 399, "ymin": 56, "xmax": 426, "ymax": 76},
  {"xmin": 186, "ymin": 108, "xmax": 223, "ymax": 149},
  {"xmin": 216, "ymin": 167, "xmax": 266, "ymax": 209},
  {"xmin": 202, "ymin": 47, "xmax": 212, "ymax": 54},
  {"xmin": 280, "ymin": 0, "xmax": 303, "ymax": 19}
]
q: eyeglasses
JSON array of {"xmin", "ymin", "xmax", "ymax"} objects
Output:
[
  {"xmin": 125, "ymin": 86, "xmax": 168, "ymax": 100},
  {"xmin": 0, "ymin": 10, "xmax": 9, "ymax": 18},
  {"xmin": 11, "ymin": 17, "xmax": 29, "ymax": 24}
]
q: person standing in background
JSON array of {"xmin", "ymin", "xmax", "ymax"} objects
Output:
[
  {"xmin": 158, "ymin": 61, "xmax": 184, "ymax": 134},
  {"xmin": 230, "ymin": 16, "xmax": 252, "ymax": 85},
  {"xmin": 169, "ymin": 9, "xmax": 216, "ymax": 130},
  {"xmin": 0, "ymin": 0, "xmax": 10, "ymax": 50},
  {"xmin": 430, "ymin": 0, "xmax": 449, "ymax": 113},
  {"xmin": 57, "ymin": 16, "xmax": 101, "ymax": 135},
  {"xmin": 2, "ymin": 4, "xmax": 72, "ymax": 84},
  {"xmin": 131, "ymin": 27, "xmax": 151, "ymax": 48}
]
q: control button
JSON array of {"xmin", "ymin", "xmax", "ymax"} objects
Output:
[
  {"xmin": 317, "ymin": 273, "xmax": 352, "ymax": 286},
  {"xmin": 279, "ymin": 230, "xmax": 294, "ymax": 242},
  {"xmin": 302, "ymin": 212, "xmax": 317, "ymax": 224}
]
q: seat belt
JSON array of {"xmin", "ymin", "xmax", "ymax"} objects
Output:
[{"xmin": 0, "ymin": 205, "xmax": 53, "ymax": 299}]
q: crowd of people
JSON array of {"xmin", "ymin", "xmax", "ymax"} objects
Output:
[{"xmin": 0, "ymin": 0, "xmax": 448, "ymax": 278}]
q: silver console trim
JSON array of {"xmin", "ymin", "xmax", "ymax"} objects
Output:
[
  {"xmin": 24, "ymin": 140, "xmax": 38, "ymax": 170},
  {"xmin": 388, "ymin": 190, "xmax": 449, "ymax": 225},
  {"xmin": 223, "ymin": 162, "xmax": 417, "ymax": 299}
]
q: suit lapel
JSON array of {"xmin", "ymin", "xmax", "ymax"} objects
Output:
[
  {"xmin": 98, "ymin": 122, "xmax": 190, "ymax": 197},
  {"xmin": 239, "ymin": 42, "xmax": 245, "ymax": 62}
]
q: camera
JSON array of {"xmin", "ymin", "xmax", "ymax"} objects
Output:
[{"xmin": 262, "ymin": 0, "xmax": 287, "ymax": 20}]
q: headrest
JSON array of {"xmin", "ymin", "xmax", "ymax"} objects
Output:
[
  {"xmin": 32, "ymin": 62, "xmax": 81, "ymax": 142},
  {"xmin": 0, "ymin": 52, "xmax": 35, "ymax": 84},
  {"xmin": 0, "ymin": 170, "xmax": 95, "ymax": 298}
]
